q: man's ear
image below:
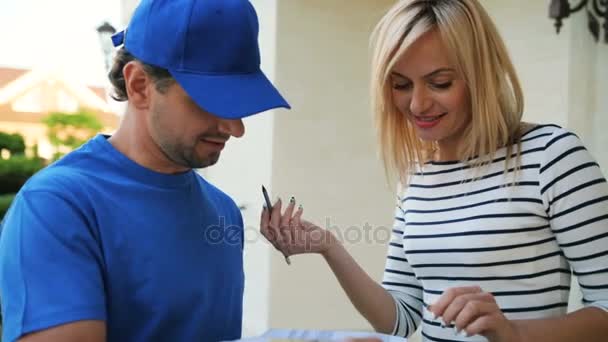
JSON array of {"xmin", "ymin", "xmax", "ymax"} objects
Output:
[{"xmin": 123, "ymin": 61, "xmax": 152, "ymax": 110}]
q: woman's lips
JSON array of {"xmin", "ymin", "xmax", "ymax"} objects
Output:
[{"xmin": 413, "ymin": 112, "xmax": 447, "ymax": 129}]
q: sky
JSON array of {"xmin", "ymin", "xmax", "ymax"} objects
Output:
[{"xmin": 0, "ymin": 0, "xmax": 123, "ymax": 86}]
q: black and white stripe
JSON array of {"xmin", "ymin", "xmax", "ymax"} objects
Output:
[{"xmin": 382, "ymin": 125, "xmax": 608, "ymax": 341}]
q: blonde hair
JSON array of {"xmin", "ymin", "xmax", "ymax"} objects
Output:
[{"xmin": 370, "ymin": 0, "xmax": 524, "ymax": 185}]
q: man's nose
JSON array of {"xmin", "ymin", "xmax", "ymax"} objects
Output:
[{"xmin": 218, "ymin": 118, "xmax": 245, "ymax": 138}]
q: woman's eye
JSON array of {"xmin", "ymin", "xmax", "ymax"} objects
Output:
[
  {"xmin": 392, "ymin": 83, "xmax": 412, "ymax": 90},
  {"xmin": 432, "ymin": 82, "xmax": 452, "ymax": 89}
]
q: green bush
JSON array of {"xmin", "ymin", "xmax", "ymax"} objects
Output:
[
  {"xmin": 0, "ymin": 156, "xmax": 44, "ymax": 194},
  {"xmin": 43, "ymin": 110, "xmax": 103, "ymax": 158},
  {"xmin": 0, "ymin": 132, "xmax": 26, "ymax": 155},
  {"xmin": 0, "ymin": 193, "xmax": 16, "ymax": 219}
]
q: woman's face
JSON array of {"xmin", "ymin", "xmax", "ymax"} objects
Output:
[{"xmin": 390, "ymin": 29, "xmax": 471, "ymax": 157}]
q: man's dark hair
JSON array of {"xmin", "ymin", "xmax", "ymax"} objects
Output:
[{"xmin": 108, "ymin": 48, "xmax": 176, "ymax": 101}]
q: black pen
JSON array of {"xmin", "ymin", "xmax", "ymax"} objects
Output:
[{"xmin": 262, "ymin": 185, "xmax": 291, "ymax": 265}]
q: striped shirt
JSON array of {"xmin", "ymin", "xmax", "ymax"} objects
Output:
[{"xmin": 382, "ymin": 124, "xmax": 608, "ymax": 342}]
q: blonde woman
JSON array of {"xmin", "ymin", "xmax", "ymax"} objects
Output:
[{"xmin": 260, "ymin": 0, "xmax": 608, "ymax": 341}]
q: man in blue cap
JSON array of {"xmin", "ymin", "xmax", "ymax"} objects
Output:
[{"xmin": 0, "ymin": 0, "xmax": 289, "ymax": 341}]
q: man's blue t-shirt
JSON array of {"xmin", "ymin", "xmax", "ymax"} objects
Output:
[{"xmin": 0, "ymin": 135, "xmax": 245, "ymax": 342}]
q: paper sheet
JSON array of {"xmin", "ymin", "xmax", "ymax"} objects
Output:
[{"xmin": 226, "ymin": 328, "xmax": 407, "ymax": 342}]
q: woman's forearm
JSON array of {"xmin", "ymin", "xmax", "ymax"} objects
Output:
[
  {"xmin": 321, "ymin": 241, "xmax": 397, "ymax": 334},
  {"xmin": 514, "ymin": 307, "xmax": 608, "ymax": 342}
]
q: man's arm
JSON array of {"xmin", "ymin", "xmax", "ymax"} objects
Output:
[
  {"xmin": 0, "ymin": 189, "xmax": 107, "ymax": 341},
  {"xmin": 19, "ymin": 321, "xmax": 106, "ymax": 342}
]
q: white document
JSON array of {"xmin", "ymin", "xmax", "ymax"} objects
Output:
[{"xmin": 226, "ymin": 328, "xmax": 407, "ymax": 342}]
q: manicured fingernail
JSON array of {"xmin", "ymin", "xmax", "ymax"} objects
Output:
[
  {"xmin": 298, "ymin": 204, "xmax": 303, "ymax": 210},
  {"xmin": 439, "ymin": 317, "xmax": 446, "ymax": 328},
  {"xmin": 453, "ymin": 326, "xmax": 460, "ymax": 335},
  {"xmin": 290, "ymin": 196, "xmax": 295, "ymax": 203},
  {"xmin": 459, "ymin": 330, "xmax": 468, "ymax": 337},
  {"xmin": 430, "ymin": 312, "xmax": 436, "ymax": 320}
]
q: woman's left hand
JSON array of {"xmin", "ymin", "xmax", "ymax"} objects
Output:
[{"xmin": 428, "ymin": 286, "xmax": 522, "ymax": 342}]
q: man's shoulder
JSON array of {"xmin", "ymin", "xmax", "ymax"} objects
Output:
[
  {"xmin": 21, "ymin": 163, "xmax": 85, "ymax": 195},
  {"xmin": 20, "ymin": 155, "xmax": 104, "ymax": 204},
  {"xmin": 194, "ymin": 174, "xmax": 241, "ymax": 215},
  {"xmin": 21, "ymin": 137, "xmax": 111, "ymax": 195},
  {"xmin": 22, "ymin": 153, "xmax": 102, "ymax": 193}
]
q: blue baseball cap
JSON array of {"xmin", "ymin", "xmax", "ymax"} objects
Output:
[{"xmin": 111, "ymin": 0, "xmax": 290, "ymax": 119}]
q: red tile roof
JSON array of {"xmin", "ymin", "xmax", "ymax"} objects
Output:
[
  {"xmin": 0, "ymin": 66, "xmax": 107, "ymax": 99},
  {"xmin": 0, "ymin": 67, "xmax": 28, "ymax": 88}
]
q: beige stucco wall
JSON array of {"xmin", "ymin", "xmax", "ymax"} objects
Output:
[
  {"xmin": 268, "ymin": 0, "xmax": 396, "ymax": 332},
  {"xmin": 485, "ymin": 0, "xmax": 572, "ymax": 126},
  {"xmin": 485, "ymin": 0, "xmax": 607, "ymax": 171},
  {"xmin": 594, "ymin": 43, "xmax": 608, "ymax": 172}
]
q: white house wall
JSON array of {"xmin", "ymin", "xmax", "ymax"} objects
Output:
[{"xmin": 269, "ymin": 0, "xmax": 396, "ymax": 332}]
